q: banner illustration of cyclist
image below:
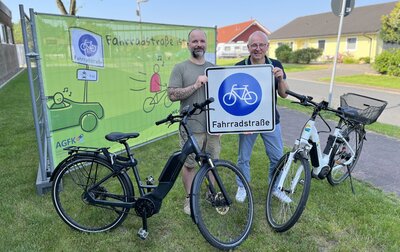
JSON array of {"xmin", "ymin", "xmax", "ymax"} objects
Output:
[
  {"xmin": 206, "ymin": 65, "xmax": 275, "ymax": 134},
  {"xmin": 34, "ymin": 13, "xmax": 215, "ymax": 166}
]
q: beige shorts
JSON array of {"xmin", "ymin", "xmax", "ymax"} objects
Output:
[{"xmin": 179, "ymin": 129, "xmax": 221, "ymax": 169}]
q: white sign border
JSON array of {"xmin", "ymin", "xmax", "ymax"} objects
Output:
[{"xmin": 205, "ymin": 64, "xmax": 276, "ymax": 135}]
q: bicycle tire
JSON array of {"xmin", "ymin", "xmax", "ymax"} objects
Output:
[
  {"xmin": 143, "ymin": 97, "xmax": 155, "ymax": 113},
  {"xmin": 222, "ymin": 93, "xmax": 237, "ymax": 106},
  {"xmin": 327, "ymin": 124, "xmax": 365, "ymax": 185},
  {"xmin": 266, "ymin": 152, "xmax": 311, "ymax": 232},
  {"xmin": 191, "ymin": 160, "xmax": 253, "ymax": 250},
  {"xmin": 164, "ymin": 94, "xmax": 173, "ymax": 108},
  {"xmin": 52, "ymin": 155, "xmax": 133, "ymax": 232}
]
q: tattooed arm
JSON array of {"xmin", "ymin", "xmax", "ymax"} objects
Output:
[{"xmin": 168, "ymin": 75, "xmax": 207, "ymax": 102}]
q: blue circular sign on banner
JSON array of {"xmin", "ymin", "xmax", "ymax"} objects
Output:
[
  {"xmin": 78, "ymin": 34, "xmax": 98, "ymax": 57},
  {"xmin": 218, "ymin": 73, "xmax": 262, "ymax": 116}
]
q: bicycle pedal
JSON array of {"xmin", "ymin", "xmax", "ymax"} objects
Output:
[
  {"xmin": 137, "ymin": 228, "xmax": 149, "ymax": 240},
  {"xmin": 146, "ymin": 176, "xmax": 154, "ymax": 185}
]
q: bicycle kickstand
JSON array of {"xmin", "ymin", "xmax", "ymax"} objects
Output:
[
  {"xmin": 347, "ymin": 165, "xmax": 356, "ymax": 195},
  {"xmin": 137, "ymin": 210, "xmax": 149, "ymax": 240}
]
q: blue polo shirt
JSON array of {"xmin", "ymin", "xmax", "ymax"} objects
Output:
[{"xmin": 235, "ymin": 56, "xmax": 286, "ymax": 124}]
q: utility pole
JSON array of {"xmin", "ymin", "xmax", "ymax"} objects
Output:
[{"xmin": 136, "ymin": 0, "xmax": 149, "ymax": 22}]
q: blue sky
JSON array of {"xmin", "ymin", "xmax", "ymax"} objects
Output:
[{"xmin": 3, "ymin": 0, "xmax": 396, "ymax": 32}]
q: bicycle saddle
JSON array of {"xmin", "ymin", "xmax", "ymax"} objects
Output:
[{"xmin": 105, "ymin": 132, "xmax": 140, "ymax": 142}]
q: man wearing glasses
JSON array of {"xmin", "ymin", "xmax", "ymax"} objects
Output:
[{"xmin": 234, "ymin": 31, "xmax": 291, "ymax": 203}]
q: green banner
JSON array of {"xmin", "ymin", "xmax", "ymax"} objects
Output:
[{"xmin": 34, "ymin": 14, "xmax": 216, "ymax": 165}]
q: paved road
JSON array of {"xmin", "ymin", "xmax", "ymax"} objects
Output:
[
  {"xmin": 288, "ymin": 64, "xmax": 400, "ymax": 126},
  {"xmin": 278, "ymin": 64, "xmax": 400, "ymax": 197}
]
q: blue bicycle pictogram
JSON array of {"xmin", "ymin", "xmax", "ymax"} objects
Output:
[
  {"xmin": 222, "ymin": 84, "xmax": 258, "ymax": 106},
  {"xmin": 78, "ymin": 34, "xmax": 98, "ymax": 57},
  {"xmin": 218, "ymin": 73, "xmax": 262, "ymax": 116}
]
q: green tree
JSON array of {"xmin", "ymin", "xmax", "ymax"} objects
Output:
[
  {"xmin": 380, "ymin": 1, "xmax": 400, "ymax": 44},
  {"xmin": 12, "ymin": 21, "xmax": 23, "ymax": 44},
  {"xmin": 56, "ymin": 0, "xmax": 77, "ymax": 15},
  {"xmin": 275, "ymin": 44, "xmax": 292, "ymax": 63}
]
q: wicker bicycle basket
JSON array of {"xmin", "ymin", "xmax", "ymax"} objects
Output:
[{"xmin": 340, "ymin": 93, "xmax": 387, "ymax": 125}]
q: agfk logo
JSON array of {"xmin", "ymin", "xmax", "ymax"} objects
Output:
[
  {"xmin": 56, "ymin": 134, "xmax": 84, "ymax": 149},
  {"xmin": 218, "ymin": 73, "xmax": 262, "ymax": 116}
]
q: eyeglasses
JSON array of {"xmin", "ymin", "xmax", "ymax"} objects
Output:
[{"xmin": 249, "ymin": 43, "xmax": 267, "ymax": 49}]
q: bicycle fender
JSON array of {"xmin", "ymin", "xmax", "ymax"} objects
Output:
[
  {"xmin": 49, "ymin": 153, "xmax": 110, "ymax": 182},
  {"xmin": 189, "ymin": 162, "xmax": 212, "ymax": 223}
]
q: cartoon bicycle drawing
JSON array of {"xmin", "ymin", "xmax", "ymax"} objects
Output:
[
  {"xmin": 222, "ymin": 84, "xmax": 258, "ymax": 106},
  {"xmin": 80, "ymin": 39, "xmax": 97, "ymax": 56},
  {"xmin": 143, "ymin": 84, "xmax": 173, "ymax": 113}
]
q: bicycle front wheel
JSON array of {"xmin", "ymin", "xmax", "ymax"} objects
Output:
[
  {"xmin": 327, "ymin": 124, "xmax": 365, "ymax": 185},
  {"xmin": 266, "ymin": 152, "xmax": 311, "ymax": 232},
  {"xmin": 191, "ymin": 160, "xmax": 253, "ymax": 250},
  {"xmin": 52, "ymin": 156, "xmax": 133, "ymax": 232}
]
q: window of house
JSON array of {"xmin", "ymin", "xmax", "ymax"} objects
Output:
[
  {"xmin": 0, "ymin": 23, "xmax": 6, "ymax": 43},
  {"xmin": 234, "ymin": 46, "xmax": 240, "ymax": 50},
  {"xmin": 347, "ymin": 37, "xmax": 357, "ymax": 50},
  {"xmin": 242, "ymin": 46, "xmax": 247, "ymax": 51},
  {"xmin": 6, "ymin": 26, "xmax": 13, "ymax": 44},
  {"xmin": 318, "ymin": 40, "xmax": 325, "ymax": 51},
  {"xmin": 224, "ymin": 46, "xmax": 231, "ymax": 51}
]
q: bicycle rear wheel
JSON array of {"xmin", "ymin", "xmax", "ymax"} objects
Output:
[
  {"xmin": 327, "ymin": 124, "xmax": 365, "ymax": 185},
  {"xmin": 266, "ymin": 152, "xmax": 311, "ymax": 232},
  {"xmin": 52, "ymin": 156, "xmax": 133, "ymax": 232},
  {"xmin": 191, "ymin": 160, "xmax": 253, "ymax": 250}
]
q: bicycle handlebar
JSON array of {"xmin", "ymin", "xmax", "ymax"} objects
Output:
[
  {"xmin": 285, "ymin": 90, "xmax": 316, "ymax": 106},
  {"xmin": 155, "ymin": 97, "xmax": 214, "ymax": 126},
  {"xmin": 155, "ymin": 114, "xmax": 174, "ymax": 125},
  {"xmin": 285, "ymin": 90, "xmax": 342, "ymax": 115},
  {"xmin": 191, "ymin": 97, "xmax": 214, "ymax": 115}
]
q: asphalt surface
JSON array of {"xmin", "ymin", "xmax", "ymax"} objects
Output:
[
  {"xmin": 288, "ymin": 64, "xmax": 400, "ymax": 126},
  {"xmin": 279, "ymin": 64, "xmax": 400, "ymax": 197}
]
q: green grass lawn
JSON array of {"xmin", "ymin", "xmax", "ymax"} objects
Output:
[
  {"xmin": 319, "ymin": 74, "xmax": 400, "ymax": 90},
  {"xmin": 1, "ymin": 70, "xmax": 399, "ymax": 251}
]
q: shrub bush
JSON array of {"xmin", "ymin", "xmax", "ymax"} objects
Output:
[
  {"xmin": 359, "ymin": 57, "xmax": 371, "ymax": 64},
  {"xmin": 374, "ymin": 49, "xmax": 400, "ymax": 76},
  {"xmin": 275, "ymin": 44, "xmax": 292, "ymax": 63},
  {"xmin": 343, "ymin": 56, "xmax": 358, "ymax": 64},
  {"xmin": 275, "ymin": 46, "xmax": 322, "ymax": 64},
  {"xmin": 294, "ymin": 48, "xmax": 323, "ymax": 64}
]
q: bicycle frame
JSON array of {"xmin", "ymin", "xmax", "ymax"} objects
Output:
[
  {"xmin": 82, "ymin": 128, "xmax": 204, "ymax": 210},
  {"xmin": 230, "ymin": 84, "xmax": 250, "ymax": 99}
]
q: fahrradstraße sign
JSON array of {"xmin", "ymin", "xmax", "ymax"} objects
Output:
[
  {"xmin": 70, "ymin": 28, "xmax": 104, "ymax": 67},
  {"xmin": 205, "ymin": 65, "xmax": 275, "ymax": 134}
]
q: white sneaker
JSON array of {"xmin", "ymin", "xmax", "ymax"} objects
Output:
[
  {"xmin": 235, "ymin": 186, "xmax": 247, "ymax": 202},
  {"xmin": 272, "ymin": 189, "xmax": 292, "ymax": 204}
]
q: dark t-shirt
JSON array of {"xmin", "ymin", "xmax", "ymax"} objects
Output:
[{"xmin": 235, "ymin": 56, "xmax": 286, "ymax": 124}]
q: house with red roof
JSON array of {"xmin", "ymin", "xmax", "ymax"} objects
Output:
[{"xmin": 217, "ymin": 19, "xmax": 270, "ymax": 58}]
